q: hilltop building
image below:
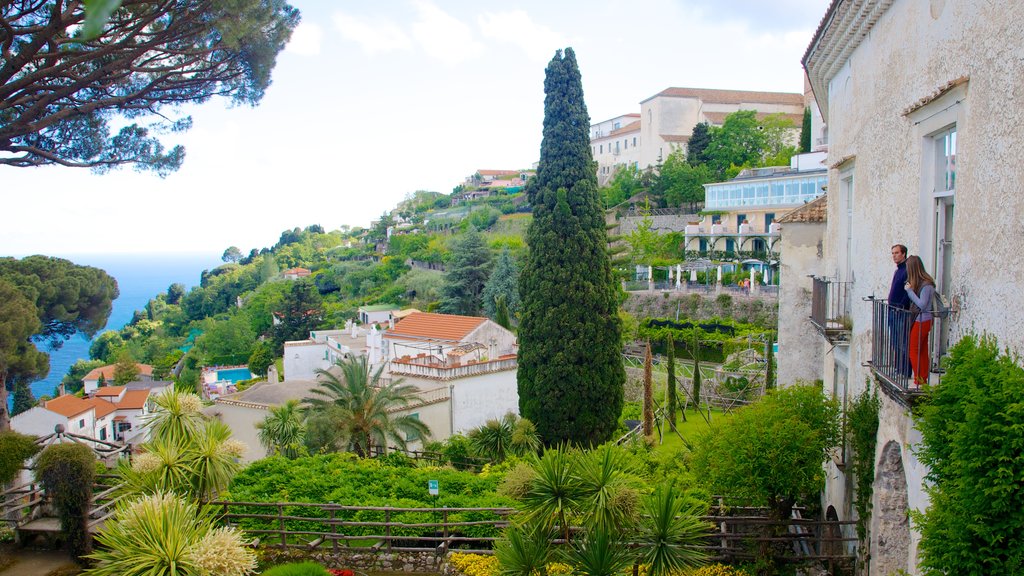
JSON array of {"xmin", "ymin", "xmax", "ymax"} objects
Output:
[{"xmin": 592, "ymin": 88, "xmax": 807, "ymax": 185}]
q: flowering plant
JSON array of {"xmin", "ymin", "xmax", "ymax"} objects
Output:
[{"xmin": 328, "ymin": 570, "xmax": 355, "ymax": 576}]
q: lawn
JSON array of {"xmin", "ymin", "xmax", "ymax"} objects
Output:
[{"xmin": 651, "ymin": 406, "xmax": 736, "ymax": 452}]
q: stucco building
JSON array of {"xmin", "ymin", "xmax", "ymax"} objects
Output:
[
  {"xmin": 796, "ymin": 0, "xmax": 1024, "ymax": 573},
  {"xmin": 591, "ymin": 89, "xmax": 806, "ymax": 186}
]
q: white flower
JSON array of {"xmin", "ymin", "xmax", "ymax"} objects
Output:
[
  {"xmin": 179, "ymin": 393, "xmax": 203, "ymax": 413},
  {"xmin": 221, "ymin": 439, "xmax": 247, "ymax": 458},
  {"xmin": 132, "ymin": 452, "xmax": 162, "ymax": 474},
  {"xmin": 188, "ymin": 527, "xmax": 257, "ymax": 576}
]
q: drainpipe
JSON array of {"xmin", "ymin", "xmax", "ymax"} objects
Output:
[{"xmin": 449, "ymin": 384, "xmax": 455, "ymax": 438}]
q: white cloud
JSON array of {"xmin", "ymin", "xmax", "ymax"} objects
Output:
[
  {"xmin": 410, "ymin": 0, "xmax": 483, "ymax": 65},
  {"xmin": 285, "ymin": 22, "xmax": 323, "ymax": 56},
  {"xmin": 478, "ymin": 10, "xmax": 566, "ymax": 63},
  {"xmin": 333, "ymin": 12, "xmax": 413, "ymax": 55}
]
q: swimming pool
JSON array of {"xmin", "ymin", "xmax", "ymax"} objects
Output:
[{"xmin": 216, "ymin": 367, "xmax": 252, "ymax": 383}]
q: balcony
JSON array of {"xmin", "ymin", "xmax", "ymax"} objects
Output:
[
  {"xmin": 388, "ymin": 354, "xmax": 518, "ymax": 381},
  {"xmin": 865, "ymin": 297, "xmax": 954, "ymax": 407},
  {"xmin": 809, "ymin": 277, "xmax": 852, "ymax": 344}
]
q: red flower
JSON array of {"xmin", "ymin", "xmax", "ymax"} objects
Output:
[{"xmin": 328, "ymin": 570, "xmax": 354, "ymax": 576}]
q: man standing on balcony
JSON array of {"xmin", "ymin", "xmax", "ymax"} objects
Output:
[{"xmin": 888, "ymin": 244, "xmax": 913, "ymax": 378}]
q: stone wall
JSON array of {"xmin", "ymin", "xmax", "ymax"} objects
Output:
[
  {"xmin": 616, "ymin": 214, "xmax": 698, "ymax": 235},
  {"xmin": 258, "ymin": 548, "xmax": 445, "ymax": 573}
]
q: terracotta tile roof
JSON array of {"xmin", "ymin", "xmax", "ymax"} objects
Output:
[
  {"xmin": 84, "ymin": 364, "xmax": 154, "ymax": 381},
  {"xmin": 83, "ymin": 398, "xmax": 117, "ymax": 419},
  {"xmin": 777, "ymin": 194, "xmax": 828, "ymax": 223},
  {"xmin": 609, "ymin": 120, "xmax": 641, "ymax": 136},
  {"xmin": 644, "ymin": 87, "xmax": 803, "ymax": 106},
  {"xmin": 93, "ymin": 386, "xmax": 126, "ymax": 397},
  {"xmin": 385, "ymin": 312, "xmax": 486, "ymax": 343},
  {"xmin": 115, "ymin": 389, "xmax": 151, "ymax": 410},
  {"xmin": 477, "ymin": 169, "xmax": 521, "ymax": 177},
  {"xmin": 283, "ymin": 267, "xmax": 311, "ymax": 275},
  {"xmin": 44, "ymin": 395, "xmax": 94, "ymax": 418},
  {"xmin": 703, "ymin": 111, "xmax": 804, "ymax": 126}
]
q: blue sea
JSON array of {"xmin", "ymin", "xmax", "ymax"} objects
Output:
[{"xmin": 13, "ymin": 253, "xmax": 220, "ymax": 405}]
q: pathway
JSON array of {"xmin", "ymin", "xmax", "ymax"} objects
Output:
[{"xmin": 0, "ymin": 545, "xmax": 79, "ymax": 576}]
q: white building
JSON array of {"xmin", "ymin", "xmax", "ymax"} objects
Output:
[
  {"xmin": 797, "ymin": 0, "xmax": 1024, "ymax": 573},
  {"xmin": 282, "ymin": 327, "xmax": 374, "ymax": 381},
  {"xmin": 217, "ymin": 312, "xmax": 520, "ymax": 462},
  {"xmin": 638, "ymin": 87, "xmax": 805, "ymax": 170},
  {"xmin": 10, "ymin": 386, "xmax": 159, "ymax": 446},
  {"xmin": 590, "ymin": 114, "xmax": 641, "ymax": 186}
]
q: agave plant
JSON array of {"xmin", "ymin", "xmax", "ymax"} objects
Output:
[
  {"xmin": 84, "ymin": 492, "xmax": 255, "ymax": 576},
  {"xmin": 120, "ymin": 420, "xmax": 244, "ymax": 501},
  {"xmin": 469, "ymin": 413, "xmax": 542, "ymax": 463}
]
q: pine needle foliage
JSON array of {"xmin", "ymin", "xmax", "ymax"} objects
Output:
[{"xmin": 518, "ymin": 48, "xmax": 624, "ymax": 446}]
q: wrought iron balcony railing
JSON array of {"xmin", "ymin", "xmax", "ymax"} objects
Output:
[
  {"xmin": 809, "ymin": 277, "xmax": 852, "ymax": 344},
  {"xmin": 865, "ymin": 297, "xmax": 954, "ymax": 407}
]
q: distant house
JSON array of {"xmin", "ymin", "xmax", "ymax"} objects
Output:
[
  {"xmin": 383, "ymin": 312, "xmax": 519, "ymax": 438},
  {"xmin": 12, "ymin": 386, "xmax": 165, "ymax": 445},
  {"xmin": 357, "ymin": 303, "xmax": 401, "ymax": 326},
  {"xmin": 219, "ymin": 312, "xmax": 520, "ymax": 462},
  {"xmin": 282, "ymin": 267, "xmax": 311, "ymax": 280},
  {"xmin": 83, "ymin": 363, "xmax": 154, "ymax": 395}
]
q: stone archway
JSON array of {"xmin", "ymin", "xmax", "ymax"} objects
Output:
[{"xmin": 872, "ymin": 440, "xmax": 910, "ymax": 575}]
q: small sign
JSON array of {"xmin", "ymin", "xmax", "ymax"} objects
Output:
[{"xmin": 428, "ymin": 479, "xmax": 439, "ymax": 496}]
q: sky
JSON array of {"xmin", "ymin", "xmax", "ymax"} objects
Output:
[{"xmin": 0, "ymin": 0, "xmax": 831, "ymax": 256}]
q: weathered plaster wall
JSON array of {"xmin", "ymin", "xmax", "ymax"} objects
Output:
[
  {"xmin": 816, "ymin": 1, "xmax": 1024, "ymax": 573},
  {"xmin": 776, "ymin": 221, "xmax": 826, "ymax": 386}
]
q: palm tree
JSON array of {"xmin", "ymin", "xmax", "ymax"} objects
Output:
[
  {"xmin": 257, "ymin": 399, "xmax": 306, "ymax": 458},
  {"xmin": 575, "ymin": 444, "xmax": 642, "ymax": 535},
  {"xmin": 520, "ymin": 446, "xmax": 583, "ymax": 542},
  {"xmin": 304, "ymin": 355, "xmax": 430, "ymax": 457},
  {"xmin": 189, "ymin": 420, "xmax": 244, "ymax": 501},
  {"xmin": 495, "ymin": 522, "xmax": 554, "ymax": 576},
  {"xmin": 560, "ymin": 527, "xmax": 634, "ymax": 576},
  {"xmin": 141, "ymin": 389, "xmax": 204, "ymax": 444}
]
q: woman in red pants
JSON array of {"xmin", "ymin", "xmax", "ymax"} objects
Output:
[{"xmin": 904, "ymin": 256, "xmax": 936, "ymax": 387}]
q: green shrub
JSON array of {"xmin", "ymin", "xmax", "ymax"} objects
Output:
[
  {"xmin": 914, "ymin": 335, "xmax": 1024, "ymax": 574},
  {"xmin": 225, "ymin": 454, "xmax": 516, "ymax": 540},
  {"xmin": 36, "ymin": 443, "xmax": 95, "ymax": 560},
  {"xmin": 0, "ymin": 430, "xmax": 40, "ymax": 484},
  {"xmin": 262, "ymin": 562, "xmax": 331, "ymax": 576}
]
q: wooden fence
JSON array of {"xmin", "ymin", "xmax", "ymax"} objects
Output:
[{"xmin": 210, "ymin": 499, "xmax": 858, "ymax": 570}]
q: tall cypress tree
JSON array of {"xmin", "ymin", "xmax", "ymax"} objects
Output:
[
  {"xmin": 686, "ymin": 121, "xmax": 712, "ymax": 166},
  {"xmin": 666, "ymin": 335, "xmax": 677, "ymax": 431},
  {"xmin": 518, "ymin": 48, "xmax": 624, "ymax": 446}
]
